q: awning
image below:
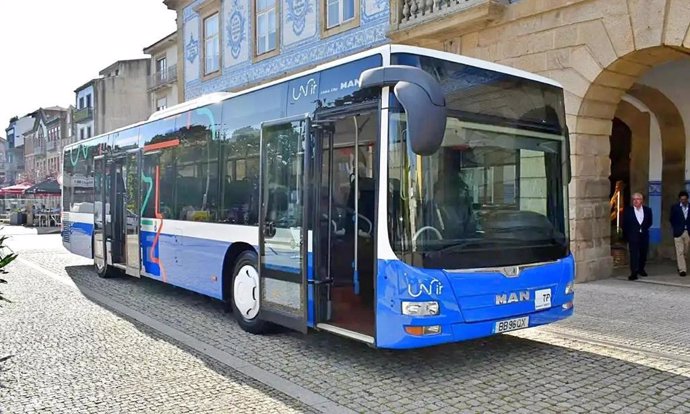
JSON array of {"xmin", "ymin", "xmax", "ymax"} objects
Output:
[
  {"xmin": 0, "ymin": 183, "xmax": 31, "ymax": 196},
  {"xmin": 24, "ymin": 179, "xmax": 61, "ymax": 195}
]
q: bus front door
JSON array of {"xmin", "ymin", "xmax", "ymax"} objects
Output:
[
  {"xmin": 258, "ymin": 116, "xmax": 311, "ymax": 333},
  {"xmin": 312, "ymin": 110, "xmax": 378, "ymax": 342}
]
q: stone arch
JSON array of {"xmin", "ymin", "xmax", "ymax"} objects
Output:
[
  {"xmin": 424, "ymin": 0, "xmax": 690, "ymax": 280},
  {"xmin": 613, "ymin": 99, "xmax": 651, "ymax": 210},
  {"xmin": 566, "ymin": 46, "xmax": 690, "ymax": 280},
  {"xmin": 561, "ymin": 0, "xmax": 690, "ymax": 280},
  {"xmin": 626, "ymin": 84, "xmax": 687, "ymax": 257},
  {"xmin": 525, "ymin": 0, "xmax": 690, "ymax": 280}
]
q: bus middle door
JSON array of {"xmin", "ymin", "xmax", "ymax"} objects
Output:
[
  {"xmin": 105, "ymin": 156, "xmax": 126, "ymax": 269},
  {"xmin": 258, "ymin": 115, "xmax": 311, "ymax": 333}
]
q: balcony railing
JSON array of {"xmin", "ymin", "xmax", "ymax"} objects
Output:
[
  {"xmin": 73, "ymin": 107, "xmax": 93, "ymax": 123},
  {"xmin": 148, "ymin": 64, "xmax": 178, "ymax": 91},
  {"xmin": 390, "ymin": 0, "xmax": 507, "ymax": 41}
]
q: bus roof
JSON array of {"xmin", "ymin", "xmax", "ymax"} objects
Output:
[{"xmin": 65, "ymin": 44, "xmax": 562, "ymax": 152}]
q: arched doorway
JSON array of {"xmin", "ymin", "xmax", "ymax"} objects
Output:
[
  {"xmin": 609, "ymin": 117, "xmax": 631, "ymax": 266},
  {"xmin": 408, "ymin": 0, "xmax": 690, "ymax": 281},
  {"xmin": 576, "ymin": 47, "xmax": 690, "ymax": 278}
]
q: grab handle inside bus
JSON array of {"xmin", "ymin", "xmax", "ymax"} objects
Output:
[{"xmin": 358, "ymin": 65, "xmax": 447, "ymax": 156}]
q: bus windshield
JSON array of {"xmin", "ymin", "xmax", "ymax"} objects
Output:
[{"xmin": 388, "ymin": 54, "xmax": 568, "ymax": 270}]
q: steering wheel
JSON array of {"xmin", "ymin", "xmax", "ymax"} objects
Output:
[{"xmin": 413, "ymin": 226, "xmax": 443, "ymax": 241}]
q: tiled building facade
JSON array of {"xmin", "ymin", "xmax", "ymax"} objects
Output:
[
  {"xmin": 163, "ymin": 0, "xmax": 690, "ymax": 282},
  {"xmin": 165, "ymin": 0, "xmax": 389, "ymax": 100}
]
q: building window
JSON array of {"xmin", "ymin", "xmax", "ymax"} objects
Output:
[
  {"xmin": 80, "ymin": 129, "xmax": 84, "ymax": 140},
  {"xmin": 322, "ymin": 0, "xmax": 359, "ymax": 37},
  {"xmin": 79, "ymin": 97, "xmax": 84, "ymax": 109},
  {"xmin": 255, "ymin": 0, "xmax": 277, "ymax": 56},
  {"xmin": 204, "ymin": 13, "xmax": 220, "ymax": 75},
  {"xmin": 87, "ymin": 126, "xmax": 92, "ymax": 138},
  {"xmin": 156, "ymin": 97, "xmax": 168, "ymax": 111},
  {"xmin": 86, "ymin": 94, "xmax": 91, "ymax": 108},
  {"xmin": 157, "ymin": 57, "xmax": 168, "ymax": 79},
  {"xmin": 327, "ymin": 0, "xmax": 355, "ymax": 28}
]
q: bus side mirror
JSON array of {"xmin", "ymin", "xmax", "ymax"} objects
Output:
[{"xmin": 358, "ymin": 66, "xmax": 447, "ymax": 156}]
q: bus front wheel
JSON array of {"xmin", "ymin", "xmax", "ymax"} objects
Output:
[
  {"xmin": 95, "ymin": 260, "xmax": 111, "ymax": 278},
  {"xmin": 231, "ymin": 250, "xmax": 268, "ymax": 334}
]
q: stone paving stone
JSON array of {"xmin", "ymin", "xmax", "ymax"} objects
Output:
[
  {"xmin": 0, "ymin": 251, "xmax": 316, "ymax": 413},
  {"xmin": 3, "ymin": 233, "xmax": 690, "ymax": 413}
]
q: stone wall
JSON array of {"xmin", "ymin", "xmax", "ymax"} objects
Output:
[
  {"xmin": 392, "ymin": 0, "xmax": 690, "ymax": 281},
  {"xmin": 95, "ymin": 60, "xmax": 152, "ymax": 135}
]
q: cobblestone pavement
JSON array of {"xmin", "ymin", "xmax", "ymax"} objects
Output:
[
  {"xmin": 0, "ymin": 235, "xmax": 316, "ymax": 413},
  {"xmin": 3, "ymin": 232, "xmax": 690, "ymax": 413}
]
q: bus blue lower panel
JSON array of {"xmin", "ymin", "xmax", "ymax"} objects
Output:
[
  {"xmin": 375, "ymin": 254, "xmax": 575, "ymax": 349},
  {"xmin": 64, "ymin": 221, "xmax": 94, "ymax": 259},
  {"xmin": 140, "ymin": 230, "xmax": 229, "ymax": 300}
]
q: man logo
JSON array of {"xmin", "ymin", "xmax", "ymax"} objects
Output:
[
  {"xmin": 339, "ymin": 79, "xmax": 360, "ymax": 90},
  {"xmin": 500, "ymin": 266, "xmax": 520, "ymax": 277},
  {"xmin": 495, "ymin": 291, "xmax": 530, "ymax": 305}
]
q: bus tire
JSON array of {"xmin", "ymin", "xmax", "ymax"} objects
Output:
[
  {"xmin": 231, "ymin": 250, "xmax": 268, "ymax": 334},
  {"xmin": 95, "ymin": 261, "xmax": 111, "ymax": 278}
]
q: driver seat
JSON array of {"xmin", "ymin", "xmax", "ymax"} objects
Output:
[{"xmin": 431, "ymin": 184, "xmax": 475, "ymax": 239}]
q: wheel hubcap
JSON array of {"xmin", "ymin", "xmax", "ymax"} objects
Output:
[{"xmin": 234, "ymin": 265, "xmax": 259, "ymax": 320}]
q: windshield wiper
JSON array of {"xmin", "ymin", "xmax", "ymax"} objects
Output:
[
  {"xmin": 435, "ymin": 236, "xmax": 563, "ymax": 253},
  {"xmin": 436, "ymin": 237, "xmax": 523, "ymax": 252}
]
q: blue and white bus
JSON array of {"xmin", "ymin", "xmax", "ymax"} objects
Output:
[{"xmin": 62, "ymin": 45, "xmax": 574, "ymax": 349}]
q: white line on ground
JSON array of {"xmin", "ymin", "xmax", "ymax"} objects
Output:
[{"xmin": 16, "ymin": 258, "xmax": 354, "ymax": 414}]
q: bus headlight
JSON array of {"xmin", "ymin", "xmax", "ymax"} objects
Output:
[
  {"xmin": 402, "ymin": 301, "xmax": 439, "ymax": 316},
  {"xmin": 565, "ymin": 282, "xmax": 574, "ymax": 295}
]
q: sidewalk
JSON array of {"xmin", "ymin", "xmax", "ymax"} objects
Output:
[
  {"xmin": 0, "ymin": 224, "xmax": 61, "ymax": 236},
  {"xmin": 5, "ymin": 233, "xmax": 690, "ymax": 413},
  {"xmin": 612, "ymin": 262, "xmax": 690, "ymax": 288}
]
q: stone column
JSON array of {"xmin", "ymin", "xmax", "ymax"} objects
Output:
[{"xmin": 569, "ymin": 130, "xmax": 613, "ymax": 282}]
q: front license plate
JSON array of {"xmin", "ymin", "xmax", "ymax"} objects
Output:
[
  {"xmin": 535, "ymin": 288, "xmax": 552, "ymax": 310},
  {"xmin": 494, "ymin": 316, "xmax": 529, "ymax": 333}
]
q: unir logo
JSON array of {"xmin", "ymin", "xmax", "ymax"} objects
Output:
[
  {"xmin": 292, "ymin": 78, "xmax": 318, "ymax": 101},
  {"xmin": 407, "ymin": 278, "xmax": 443, "ymax": 298}
]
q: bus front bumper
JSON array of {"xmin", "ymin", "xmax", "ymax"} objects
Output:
[{"xmin": 376, "ymin": 301, "xmax": 574, "ymax": 350}]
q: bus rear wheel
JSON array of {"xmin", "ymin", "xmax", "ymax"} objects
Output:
[{"xmin": 231, "ymin": 250, "xmax": 268, "ymax": 334}]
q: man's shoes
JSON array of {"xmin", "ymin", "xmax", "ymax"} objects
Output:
[
  {"xmin": 639, "ymin": 270, "xmax": 648, "ymax": 277},
  {"xmin": 628, "ymin": 274, "xmax": 638, "ymax": 281},
  {"xmin": 680, "ymin": 271, "xmax": 687, "ymax": 277}
]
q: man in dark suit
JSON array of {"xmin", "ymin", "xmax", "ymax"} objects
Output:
[
  {"xmin": 669, "ymin": 190, "xmax": 690, "ymax": 276},
  {"xmin": 622, "ymin": 192, "xmax": 653, "ymax": 280}
]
